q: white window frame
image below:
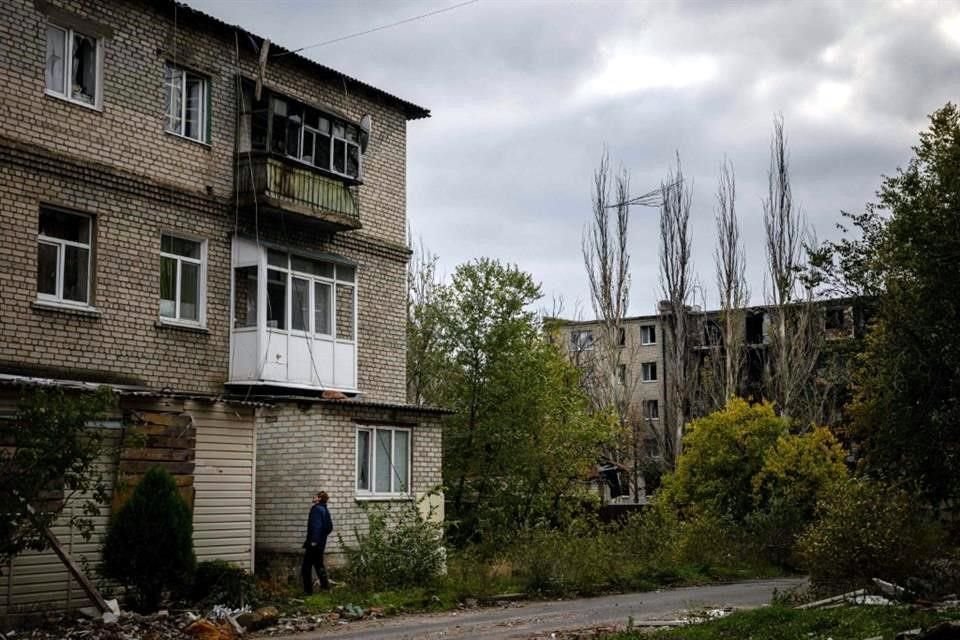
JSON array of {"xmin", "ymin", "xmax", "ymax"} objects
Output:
[
  {"xmin": 44, "ymin": 23, "xmax": 103, "ymax": 110},
  {"xmin": 266, "ymin": 251, "xmax": 357, "ymax": 344},
  {"xmin": 164, "ymin": 63, "xmax": 209, "ymax": 143},
  {"xmin": 641, "ymin": 362, "xmax": 658, "ymax": 382},
  {"xmin": 159, "ymin": 233, "xmax": 207, "ymax": 327},
  {"xmin": 641, "ymin": 325, "xmax": 656, "ymax": 345},
  {"xmin": 36, "ymin": 209, "xmax": 93, "ymax": 308},
  {"xmin": 355, "ymin": 426, "xmax": 412, "ymax": 499}
]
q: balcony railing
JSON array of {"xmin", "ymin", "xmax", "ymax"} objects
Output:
[{"xmin": 235, "ymin": 153, "xmax": 361, "ymax": 231}]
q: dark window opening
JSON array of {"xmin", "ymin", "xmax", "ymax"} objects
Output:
[
  {"xmin": 825, "ymin": 307, "xmax": 847, "ymax": 331},
  {"xmin": 746, "ymin": 312, "xmax": 765, "ymax": 344}
]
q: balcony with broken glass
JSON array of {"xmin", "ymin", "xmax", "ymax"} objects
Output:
[{"xmin": 235, "ymin": 85, "xmax": 366, "ymax": 232}]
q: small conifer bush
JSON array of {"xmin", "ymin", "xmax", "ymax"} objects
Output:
[{"xmin": 102, "ymin": 466, "xmax": 195, "ymax": 612}]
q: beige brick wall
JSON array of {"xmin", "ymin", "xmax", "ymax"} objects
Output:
[
  {"xmin": 0, "ymin": 0, "xmax": 418, "ymax": 404},
  {"xmin": 556, "ymin": 317, "xmax": 666, "ymax": 419},
  {"xmin": 254, "ymin": 402, "xmax": 444, "ymax": 557},
  {"xmin": 0, "ymin": 0, "xmax": 410, "ymax": 247}
]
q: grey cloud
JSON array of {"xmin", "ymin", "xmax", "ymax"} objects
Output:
[{"xmin": 189, "ymin": 0, "xmax": 959, "ymax": 313}]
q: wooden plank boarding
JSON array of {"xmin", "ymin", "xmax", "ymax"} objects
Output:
[{"xmin": 112, "ymin": 410, "xmax": 197, "ymax": 513}]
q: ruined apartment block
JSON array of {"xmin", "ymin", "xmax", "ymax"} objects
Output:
[{"xmin": 0, "ymin": 0, "xmax": 444, "ymax": 615}]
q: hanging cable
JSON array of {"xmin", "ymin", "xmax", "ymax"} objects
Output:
[{"xmin": 273, "ymin": 0, "xmax": 478, "ymax": 57}]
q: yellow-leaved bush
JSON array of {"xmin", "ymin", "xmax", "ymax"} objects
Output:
[{"xmin": 658, "ymin": 398, "xmax": 848, "ymax": 568}]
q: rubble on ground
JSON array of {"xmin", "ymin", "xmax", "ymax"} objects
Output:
[
  {"xmin": 0, "ymin": 603, "xmax": 286, "ymax": 640},
  {"xmin": 796, "ymin": 578, "xmax": 960, "ymax": 640}
]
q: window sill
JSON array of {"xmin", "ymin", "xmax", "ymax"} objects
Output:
[
  {"xmin": 32, "ymin": 300, "xmax": 101, "ymax": 318},
  {"xmin": 44, "ymin": 90, "xmax": 102, "ymax": 113},
  {"xmin": 164, "ymin": 129, "xmax": 211, "ymax": 149},
  {"xmin": 641, "ymin": 342, "xmax": 656, "ymax": 347},
  {"xmin": 642, "ymin": 380, "xmax": 658, "ymax": 384},
  {"xmin": 354, "ymin": 494, "xmax": 414, "ymax": 503},
  {"xmin": 155, "ymin": 320, "xmax": 209, "ymax": 334}
]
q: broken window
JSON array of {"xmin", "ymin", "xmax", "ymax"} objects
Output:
[
  {"xmin": 266, "ymin": 268, "xmax": 286, "ymax": 330},
  {"xmin": 616, "ymin": 327, "xmax": 626, "ymax": 346},
  {"xmin": 641, "ymin": 362, "xmax": 657, "ymax": 382},
  {"xmin": 640, "ymin": 325, "xmax": 656, "ymax": 345},
  {"xmin": 825, "ymin": 307, "xmax": 847, "ymax": 332},
  {"xmin": 617, "ymin": 364, "xmax": 627, "ymax": 385},
  {"xmin": 745, "ymin": 312, "xmax": 765, "ymax": 344},
  {"xmin": 704, "ymin": 320, "xmax": 723, "ymax": 346},
  {"xmin": 164, "ymin": 64, "xmax": 208, "ymax": 142},
  {"xmin": 357, "ymin": 426, "xmax": 410, "ymax": 495},
  {"xmin": 336, "ymin": 283, "xmax": 355, "ymax": 341},
  {"xmin": 261, "ymin": 94, "xmax": 363, "ymax": 179},
  {"xmin": 45, "ymin": 24, "xmax": 99, "ymax": 107},
  {"xmin": 160, "ymin": 234, "xmax": 204, "ymax": 324},
  {"xmin": 644, "ymin": 399, "xmax": 659, "ymax": 420},
  {"xmin": 37, "ymin": 208, "xmax": 92, "ymax": 305},
  {"xmin": 570, "ymin": 330, "xmax": 594, "ymax": 351}
]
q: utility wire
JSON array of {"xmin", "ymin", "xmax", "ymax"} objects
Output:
[{"xmin": 273, "ymin": 0, "xmax": 479, "ymax": 57}]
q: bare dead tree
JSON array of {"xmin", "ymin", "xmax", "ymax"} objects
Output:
[
  {"xmin": 406, "ymin": 234, "xmax": 443, "ymax": 405},
  {"xmin": 659, "ymin": 153, "xmax": 695, "ymax": 464},
  {"xmin": 580, "ymin": 150, "xmax": 642, "ymax": 498},
  {"xmin": 762, "ymin": 115, "xmax": 822, "ymax": 425},
  {"xmin": 713, "ymin": 158, "xmax": 749, "ymax": 405},
  {"xmin": 582, "ymin": 150, "xmax": 676, "ymax": 501}
]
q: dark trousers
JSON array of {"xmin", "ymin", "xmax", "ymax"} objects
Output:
[{"xmin": 301, "ymin": 540, "xmax": 329, "ymax": 594}]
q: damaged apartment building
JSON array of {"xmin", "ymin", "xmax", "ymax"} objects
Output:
[
  {"xmin": 554, "ymin": 298, "xmax": 868, "ymax": 503},
  {"xmin": 0, "ymin": 0, "xmax": 444, "ymax": 616}
]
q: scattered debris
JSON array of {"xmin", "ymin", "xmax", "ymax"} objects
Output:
[
  {"xmin": 797, "ymin": 588, "xmax": 868, "ymax": 609},
  {"xmin": 235, "ymin": 606, "xmax": 279, "ymax": 631},
  {"xmin": 795, "ymin": 578, "xmax": 960, "ymax": 640},
  {"xmin": 185, "ymin": 618, "xmax": 239, "ymax": 640},
  {"xmin": 873, "ymin": 578, "xmax": 908, "ymax": 600}
]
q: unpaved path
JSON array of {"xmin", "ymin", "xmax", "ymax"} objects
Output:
[{"xmin": 266, "ymin": 577, "xmax": 805, "ymax": 640}]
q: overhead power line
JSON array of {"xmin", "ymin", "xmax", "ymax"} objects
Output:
[{"xmin": 274, "ymin": 0, "xmax": 479, "ymax": 57}]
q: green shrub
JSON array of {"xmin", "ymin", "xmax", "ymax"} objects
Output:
[
  {"xmin": 192, "ymin": 560, "xmax": 258, "ymax": 608},
  {"xmin": 341, "ymin": 500, "xmax": 444, "ymax": 591},
  {"xmin": 660, "ymin": 398, "xmax": 789, "ymax": 522},
  {"xmin": 673, "ymin": 510, "xmax": 759, "ymax": 575},
  {"xmin": 796, "ymin": 477, "xmax": 943, "ymax": 594},
  {"xmin": 510, "ymin": 519, "xmax": 619, "ymax": 596},
  {"xmin": 749, "ymin": 426, "xmax": 848, "ymax": 566},
  {"xmin": 102, "ymin": 466, "xmax": 195, "ymax": 612}
]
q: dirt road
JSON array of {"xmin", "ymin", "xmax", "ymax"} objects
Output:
[{"xmin": 266, "ymin": 577, "xmax": 805, "ymax": 640}]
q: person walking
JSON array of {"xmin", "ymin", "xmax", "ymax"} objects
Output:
[{"xmin": 302, "ymin": 490, "xmax": 333, "ymax": 594}]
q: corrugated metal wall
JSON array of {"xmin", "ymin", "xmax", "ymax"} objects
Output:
[
  {"xmin": 0, "ymin": 395, "xmax": 256, "ymax": 620},
  {"xmin": 187, "ymin": 401, "xmax": 256, "ymax": 568},
  {"xmin": 2, "ymin": 428, "xmax": 121, "ymax": 619}
]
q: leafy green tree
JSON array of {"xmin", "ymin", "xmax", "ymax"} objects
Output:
[
  {"xmin": 0, "ymin": 387, "xmax": 113, "ymax": 569},
  {"xmin": 102, "ymin": 466, "xmax": 195, "ymax": 612},
  {"xmin": 659, "ymin": 398, "xmax": 788, "ymax": 522},
  {"xmin": 658, "ymin": 398, "xmax": 847, "ymax": 566},
  {"xmin": 426, "ymin": 259, "xmax": 615, "ymax": 546},
  {"xmin": 846, "ymin": 104, "xmax": 960, "ymax": 509},
  {"xmin": 749, "ymin": 426, "xmax": 848, "ymax": 564}
]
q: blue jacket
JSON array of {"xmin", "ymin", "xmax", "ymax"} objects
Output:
[{"xmin": 305, "ymin": 503, "xmax": 333, "ymax": 546}]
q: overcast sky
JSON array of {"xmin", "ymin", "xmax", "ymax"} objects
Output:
[{"xmin": 191, "ymin": 0, "xmax": 959, "ymax": 317}]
